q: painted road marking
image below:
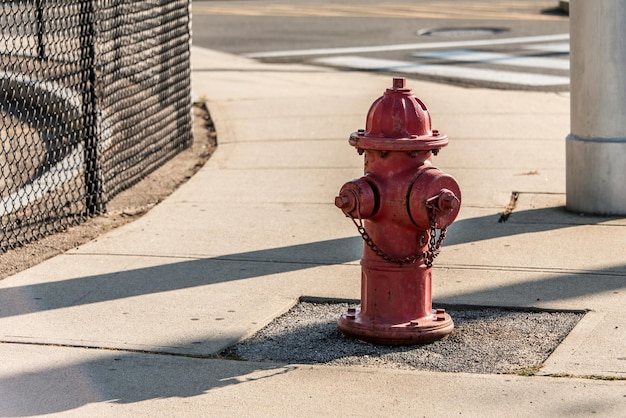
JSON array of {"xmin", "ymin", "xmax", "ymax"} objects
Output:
[
  {"xmin": 524, "ymin": 42, "xmax": 570, "ymax": 53},
  {"xmin": 245, "ymin": 34, "xmax": 570, "ymax": 59},
  {"xmin": 412, "ymin": 50, "xmax": 569, "ymax": 70},
  {"xmin": 313, "ymin": 56, "xmax": 570, "ymax": 87}
]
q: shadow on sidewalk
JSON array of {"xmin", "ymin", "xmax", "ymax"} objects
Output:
[
  {"xmin": 0, "ymin": 344, "xmax": 296, "ymax": 416},
  {"xmin": 442, "ymin": 206, "xmax": 626, "ymax": 304},
  {"xmin": 0, "ymin": 237, "xmax": 361, "ymax": 319},
  {"xmin": 0, "ymin": 207, "xmax": 624, "ymax": 414},
  {"xmin": 445, "ymin": 205, "xmax": 624, "ymax": 246},
  {"xmin": 1, "ymin": 207, "xmax": 624, "ymax": 318},
  {"xmin": 437, "ymin": 264, "xmax": 625, "ymax": 307}
]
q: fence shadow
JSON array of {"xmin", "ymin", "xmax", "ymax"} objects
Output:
[
  {"xmin": 0, "ymin": 237, "xmax": 362, "ymax": 319},
  {"xmin": 2, "ymin": 206, "xmax": 624, "ymax": 318}
]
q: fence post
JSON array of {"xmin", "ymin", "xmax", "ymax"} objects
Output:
[
  {"xmin": 35, "ymin": 0, "xmax": 45, "ymax": 59},
  {"xmin": 81, "ymin": 0, "xmax": 104, "ymax": 214}
]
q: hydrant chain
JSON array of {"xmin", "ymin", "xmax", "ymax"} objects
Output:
[{"xmin": 349, "ymin": 208, "xmax": 445, "ymax": 266}]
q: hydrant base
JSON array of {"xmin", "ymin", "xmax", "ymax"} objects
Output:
[{"xmin": 337, "ymin": 309, "xmax": 454, "ymax": 346}]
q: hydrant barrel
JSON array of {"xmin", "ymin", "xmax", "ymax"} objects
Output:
[{"xmin": 336, "ymin": 78, "xmax": 461, "ymax": 345}]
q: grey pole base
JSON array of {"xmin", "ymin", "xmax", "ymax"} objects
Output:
[{"xmin": 566, "ymin": 135, "xmax": 626, "ymax": 215}]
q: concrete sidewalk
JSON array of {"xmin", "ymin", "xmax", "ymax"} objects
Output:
[{"xmin": 1, "ymin": 46, "xmax": 624, "ymax": 416}]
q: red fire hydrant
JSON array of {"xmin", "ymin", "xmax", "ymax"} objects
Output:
[{"xmin": 335, "ymin": 78, "xmax": 461, "ymax": 345}]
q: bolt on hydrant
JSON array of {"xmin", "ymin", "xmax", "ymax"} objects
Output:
[{"xmin": 335, "ymin": 78, "xmax": 461, "ymax": 345}]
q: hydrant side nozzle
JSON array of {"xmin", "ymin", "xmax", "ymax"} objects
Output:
[
  {"xmin": 409, "ymin": 169, "xmax": 462, "ymax": 230},
  {"xmin": 336, "ymin": 177, "xmax": 378, "ymax": 220}
]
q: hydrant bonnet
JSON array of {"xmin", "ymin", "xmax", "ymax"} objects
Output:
[{"xmin": 349, "ymin": 78, "xmax": 449, "ymax": 152}]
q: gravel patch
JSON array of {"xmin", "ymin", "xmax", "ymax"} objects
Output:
[{"xmin": 224, "ymin": 301, "xmax": 584, "ymax": 374}]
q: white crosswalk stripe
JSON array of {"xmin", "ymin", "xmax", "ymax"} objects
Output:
[
  {"xmin": 314, "ymin": 55, "xmax": 570, "ymax": 87},
  {"xmin": 523, "ymin": 42, "xmax": 570, "ymax": 53},
  {"xmin": 249, "ymin": 34, "xmax": 571, "ymax": 90},
  {"xmin": 245, "ymin": 34, "xmax": 570, "ymax": 59},
  {"xmin": 412, "ymin": 50, "xmax": 569, "ymax": 71},
  {"xmin": 308, "ymin": 35, "xmax": 571, "ymax": 90}
]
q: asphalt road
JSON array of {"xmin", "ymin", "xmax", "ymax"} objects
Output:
[{"xmin": 191, "ymin": 0, "xmax": 570, "ymax": 91}]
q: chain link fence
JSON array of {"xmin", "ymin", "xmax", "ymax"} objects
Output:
[{"xmin": 0, "ymin": 0, "xmax": 192, "ymax": 251}]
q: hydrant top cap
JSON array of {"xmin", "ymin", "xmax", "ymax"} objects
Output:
[
  {"xmin": 392, "ymin": 77, "xmax": 407, "ymax": 89},
  {"xmin": 350, "ymin": 78, "xmax": 449, "ymax": 152}
]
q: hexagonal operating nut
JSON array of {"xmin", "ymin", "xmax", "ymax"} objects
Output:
[
  {"xmin": 335, "ymin": 194, "xmax": 352, "ymax": 210},
  {"xmin": 335, "ymin": 193, "xmax": 357, "ymax": 217},
  {"xmin": 439, "ymin": 189, "xmax": 460, "ymax": 212},
  {"xmin": 426, "ymin": 188, "xmax": 460, "ymax": 214}
]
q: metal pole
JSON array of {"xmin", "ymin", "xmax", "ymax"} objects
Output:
[{"xmin": 566, "ymin": 0, "xmax": 626, "ymax": 215}]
